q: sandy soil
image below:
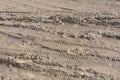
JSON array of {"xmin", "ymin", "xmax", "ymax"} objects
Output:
[{"xmin": 0, "ymin": 0, "xmax": 120, "ymax": 80}]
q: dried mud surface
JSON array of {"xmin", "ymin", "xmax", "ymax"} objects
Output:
[{"xmin": 0, "ymin": 0, "xmax": 120, "ymax": 80}]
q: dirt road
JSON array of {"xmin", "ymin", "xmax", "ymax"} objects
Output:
[{"xmin": 0, "ymin": 0, "xmax": 120, "ymax": 80}]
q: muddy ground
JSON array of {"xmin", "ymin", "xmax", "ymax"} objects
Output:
[{"xmin": 0, "ymin": 0, "xmax": 120, "ymax": 80}]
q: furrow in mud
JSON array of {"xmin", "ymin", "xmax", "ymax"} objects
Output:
[
  {"xmin": 0, "ymin": 11, "xmax": 119, "ymax": 27},
  {"xmin": 0, "ymin": 49, "xmax": 120, "ymax": 80},
  {"xmin": 0, "ymin": 11, "xmax": 32, "ymax": 14}
]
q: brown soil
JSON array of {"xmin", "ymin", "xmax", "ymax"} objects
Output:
[{"xmin": 0, "ymin": 0, "xmax": 120, "ymax": 80}]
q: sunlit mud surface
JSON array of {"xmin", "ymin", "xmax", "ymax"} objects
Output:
[{"xmin": 0, "ymin": 0, "xmax": 120, "ymax": 80}]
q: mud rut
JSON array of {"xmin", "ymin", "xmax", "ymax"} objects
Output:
[{"xmin": 0, "ymin": 1, "xmax": 120, "ymax": 80}]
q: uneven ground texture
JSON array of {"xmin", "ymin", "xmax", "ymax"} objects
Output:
[{"xmin": 0, "ymin": 0, "xmax": 120, "ymax": 80}]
